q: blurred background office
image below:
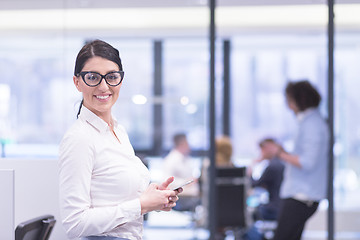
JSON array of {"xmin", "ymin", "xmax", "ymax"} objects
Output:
[{"xmin": 0, "ymin": 0, "xmax": 360, "ymax": 239}]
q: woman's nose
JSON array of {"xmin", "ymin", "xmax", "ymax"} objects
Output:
[{"xmin": 97, "ymin": 77, "xmax": 109, "ymax": 90}]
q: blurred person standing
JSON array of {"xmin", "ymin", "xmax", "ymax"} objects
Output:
[{"xmin": 270, "ymin": 80, "xmax": 329, "ymax": 240}]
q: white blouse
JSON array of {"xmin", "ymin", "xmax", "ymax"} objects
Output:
[{"xmin": 59, "ymin": 106, "xmax": 150, "ymax": 240}]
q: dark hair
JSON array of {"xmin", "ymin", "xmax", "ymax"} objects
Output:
[
  {"xmin": 74, "ymin": 39, "xmax": 123, "ymax": 118},
  {"xmin": 285, "ymin": 80, "xmax": 321, "ymax": 111},
  {"xmin": 259, "ymin": 138, "xmax": 276, "ymax": 148},
  {"xmin": 173, "ymin": 133, "xmax": 187, "ymax": 147}
]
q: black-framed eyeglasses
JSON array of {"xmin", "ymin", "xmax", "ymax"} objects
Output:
[{"xmin": 77, "ymin": 71, "xmax": 124, "ymax": 87}]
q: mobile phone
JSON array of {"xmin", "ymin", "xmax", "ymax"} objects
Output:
[{"xmin": 172, "ymin": 179, "xmax": 194, "ymax": 191}]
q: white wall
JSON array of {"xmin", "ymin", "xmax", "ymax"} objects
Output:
[{"xmin": 0, "ymin": 158, "xmax": 68, "ymax": 240}]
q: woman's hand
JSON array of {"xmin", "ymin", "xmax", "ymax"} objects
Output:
[
  {"xmin": 140, "ymin": 177, "xmax": 182, "ymax": 214},
  {"xmin": 266, "ymin": 142, "xmax": 301, "ymax": 168},
  {"xmin": 159, "ymin": 176, "xmax": 183, "ymax": 193}
]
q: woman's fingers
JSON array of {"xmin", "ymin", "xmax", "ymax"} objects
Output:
[
  {"xmin": 162, "ymin": 191, "xmax": 179, "ymax": 211},
  {"xmin": 141, "ymin": 183, "xmax": 181, "ymax": 213},
  {"xmin": 162, "ymin": 201, "xmax": 177, "ymax": 211},
  {"xmin": 158, "ymin": 176, "xmax": 175, "ymax": 190},
  {"xmin": 168, "ymin": 195, "xmax": 179, "ymax": 202},
  {"xmin": 154, "ymin": 189, "xmax": 179, "ymax": 211},
  {"xmin": 175, "ymin": 187, "xmax": 183, "ymax": 194}
]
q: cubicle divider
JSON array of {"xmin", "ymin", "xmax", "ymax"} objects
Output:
[{"xmin": 0, "ymin": 159, "xmax": 67, "ymax": 240}]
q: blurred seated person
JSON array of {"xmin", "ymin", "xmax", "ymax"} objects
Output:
[
  {"xmin": 215, "ymin": 135, "xmax": 235, "ymax": 167},
  {"xmin": 201, "ymin": 135, "xmax": 235, "ymax": 185},
  {"xmin": 248, "ymin": 138, "xmax": 285, "ymax": 221},
  {"xmin": 202, "ymin": 135, "xmax": 234, "ymax": 174},
  {"xmin": 199, "ymin": 135, "xmax": 235, "ymax": 230},
  {"xmin": 162, "ymin": 133, "xmax": 200, "ymax": 212},
  {"xmin": 244, "ymin": 138, "xmax": 285, "ymax": 240}
]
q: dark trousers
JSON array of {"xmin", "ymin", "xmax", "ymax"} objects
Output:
[
  {"xmin": 273, "ymin": 198, "xmax": 319, "ymax": 240},
  {"xmin": 255, "ymin": 204, "xmax": 278, "ymax": 221}
]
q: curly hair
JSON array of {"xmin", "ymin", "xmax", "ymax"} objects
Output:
[{"xmin": 285, "ymin": 80, "xmax": 321, "ymax": 111}]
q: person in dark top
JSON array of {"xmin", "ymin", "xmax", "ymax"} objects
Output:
[
  {"xmin": 244, "ymin": 138, "xmax": 285, "ymax": 240},
  {"xmin": 251, "ymin": 138, "xmax": 285, "ymax": 221}
]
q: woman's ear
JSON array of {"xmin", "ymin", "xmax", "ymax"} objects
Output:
[{"xmin": 73, "ymin": 76, "xmax": 82, "ymax": 92}]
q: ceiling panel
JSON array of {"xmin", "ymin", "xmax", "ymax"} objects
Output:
[{"xmin": 0, "ymin": 0, "xmax": 359, "ymax": 10}]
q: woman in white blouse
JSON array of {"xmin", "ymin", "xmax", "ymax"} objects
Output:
[{"xmin": 59, "ymin": 40, "xmax": 181, "ymax": 240}]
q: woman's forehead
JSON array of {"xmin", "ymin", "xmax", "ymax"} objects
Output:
[{"xmin": 82, "ymin": 56, "xmax": 119, "ymax": 71}]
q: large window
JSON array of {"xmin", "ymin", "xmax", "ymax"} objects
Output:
[
  {"xmin": 333, "ymin": 33, "xmax": 360, "ymax": 210},
  {"xmin": 231, "ymin": 34, "xmax": 327, "ymax": 159},
  {"xmin": 0, "ymin": 37, "xmax": 153, "ymax": 157},
  {"xmin": 107, "ymin": 39, "xmax": 153, "ymax": 150},
  {"xmin": 163, "ymin": 39, "xmax": 210, "ymax": 151},
  {"xmin": 0, "ymin": 37, "xmax": 82, "ymax": 157},
  {"xmin": 231, "ymin": 32, "xmax": 360, "ymax": 236}
]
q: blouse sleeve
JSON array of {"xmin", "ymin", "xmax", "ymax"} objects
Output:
[
  {"xmin": 297, "ymin": 116, "xmax": 328, "ymax": 171},
  {"xmin": 58, "ymin": 131, "xmax": 141, "ymax": 239}
]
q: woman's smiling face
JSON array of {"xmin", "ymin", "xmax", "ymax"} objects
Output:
[{"xmin": 73, "ymin": 56, "xmax": 122, "ymax": 121}]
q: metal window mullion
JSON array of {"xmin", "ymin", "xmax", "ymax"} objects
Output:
[{"xmin": 153, "ymin": 40, "xmax": 163, "ymax": 156}]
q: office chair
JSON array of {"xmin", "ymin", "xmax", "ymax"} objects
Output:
[
  {"xmin": 215, "ymin": 167, "xmax": 248, "ymax": 238},
  {"xmin": 15, "ymin": 215, "xmax": 56, "ymax": 240}
]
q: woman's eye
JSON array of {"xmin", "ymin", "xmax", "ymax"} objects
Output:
[
  {"xmin": 106, "ymin": 74, "xmax": 119, "ymax": 81},
  {"xmin": 86, "ymin": 74, "xmax": 99, "ymax": 81}
]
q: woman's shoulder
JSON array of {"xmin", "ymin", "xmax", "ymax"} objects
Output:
[
  {"xmin": 302, "ymin": 109, "xmax": 327, "ymax": 128},
  {"xmin": 60, "ymin": 119, "xmax": 95, "ymax": 146}
]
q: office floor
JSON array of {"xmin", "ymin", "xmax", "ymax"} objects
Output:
[
  {"xmin": 143, "ymin": 210, "xmax": 360, "ymax": 240},
  {"xmin": 143, "ymin": 210, "xmax": 248, "ymax": 240},
  {"xmin": 143, "ymin": 211, "xmax": 210, "ymax": 240}
]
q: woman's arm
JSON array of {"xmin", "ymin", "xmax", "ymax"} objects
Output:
[
  {"xmin": 265, "ymin": 141, "xmax": 302, "ymax": 168},
  {"xmin": 278, "ymin": 149, "xmax": 301, "ymax": 168}
]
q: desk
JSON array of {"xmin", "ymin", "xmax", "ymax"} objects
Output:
[
  {"xmin": 0, "ymin": 169, "xmax": 14, "ymax": 240},
  {"xmin": 0, "ymin": 158, "xmax": 67, "ymax": 240}
]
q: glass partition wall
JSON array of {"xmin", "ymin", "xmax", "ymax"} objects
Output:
[
  {"xmin": 332, "ymin": 4, "xmax": 360, "ymax": 238},
  {"xmin": 1, "ymin": 1, "xmax": 360, "ymax": 239}
]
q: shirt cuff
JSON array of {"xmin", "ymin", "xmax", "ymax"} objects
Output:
[{"xmin": 118, "ymin": 198, "xmax": 142, "ymax": 221}]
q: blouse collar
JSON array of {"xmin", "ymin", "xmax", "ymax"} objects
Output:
[
  {"xmin": 296, "ymin": 107, "xmax": 316, "ymax": 122},
  {"xmin": 79, "ymin": 106, "xmax": 118, "ymax": 133}
]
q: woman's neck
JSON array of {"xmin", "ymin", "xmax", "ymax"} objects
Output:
[{"xmin": 83, "ymin": 104, "xmax": 112, "ymax": 126}]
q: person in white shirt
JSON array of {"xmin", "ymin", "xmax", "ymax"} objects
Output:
[
  {"xmin": 162, "ymin": 133, "xmax": 200, "ymax": 211},
  {"xmin": 59, "ymin": 40, "xmax": 181, "ymax": 240}
]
